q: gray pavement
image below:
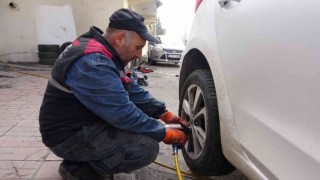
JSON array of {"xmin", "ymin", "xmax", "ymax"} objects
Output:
[{"xmin": 0, "ymin": 62, "xmax": 245, "ymax": 179}]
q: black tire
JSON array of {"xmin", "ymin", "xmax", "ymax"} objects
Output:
[
  {"xmin": 150, "ymin": 58, "xmax": 157, "ymax": 65},
  {"xmin": 38, "ymin": 44, "xmax": 59, "ymax": 52},
  {"xmin": 39, "ymin": 58, "xmax": 56, "ymax": 65},
  {"xmin": 59, "ymin": 42, "xmax": 72, "ymax": 55},
  {"xmin": 38, "ymin": 52, "xmax": 59, "ymax": 59},
  {"xmin": 179, "ymin": 69, "xmax": 235, "ymax": 176},
  {"xmin": 148, "ymin": 52, "xmax": 157, "ymax": 65}
]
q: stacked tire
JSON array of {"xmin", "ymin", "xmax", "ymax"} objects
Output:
[
  {"xmin": 59, "ymin": 42, "xmax": 72, "ymax": 55},
  {"xmin": 38, "ymin": 44, "xmax": 60, "ymax": 65}
]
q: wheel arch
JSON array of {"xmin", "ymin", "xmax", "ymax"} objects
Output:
[{"xmin": 179, "ymin": 48, "xmax": 211, "ymax": 97}]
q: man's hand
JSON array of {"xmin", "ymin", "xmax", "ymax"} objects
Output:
[
  {"xmin": 160, "ymin": 111, "xmax": 189, "ymax": 128},
  {"xmin": 163, "ymin": 128, "xmax": 188, "ymax": 146}
]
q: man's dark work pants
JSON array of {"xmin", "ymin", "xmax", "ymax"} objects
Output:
[{"xmin": 49, "ymin": 121, "xmax": 159, "ymax": 174}]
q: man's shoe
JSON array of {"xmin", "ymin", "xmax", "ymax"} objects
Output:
[{"xmin": 58, "ymin": 161, "xmax": 113, "ymax": 180}]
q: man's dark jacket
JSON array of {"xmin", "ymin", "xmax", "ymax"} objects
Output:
[{"xmin": 39, "ymin": 26, "xmax": 166, "ymax": 147}]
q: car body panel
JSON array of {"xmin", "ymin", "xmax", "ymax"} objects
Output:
[
  {"xmin": 180, "ymin": 0, "xmax": 320, "ymax": 179},
  {"xmin": 181, "ymin": 1, "xmax": 267, "ymax": 178}
]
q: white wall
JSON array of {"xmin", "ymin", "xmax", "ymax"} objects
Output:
[
  {"xmin": 0, "ymin": 0, "xmax": 124, "ymax": 62},
  {"xmin": 35, "ymin": 5, "xmax": 77, "ymax": 46}
]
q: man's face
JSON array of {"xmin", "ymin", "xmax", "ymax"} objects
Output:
[{"xmin": 119, "ymin": 33, "xmax": 146, "ymax": 65}]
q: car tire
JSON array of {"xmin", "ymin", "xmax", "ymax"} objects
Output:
[
  {"xmin": 148, "ymin": 52, "xmax": 156, "ymax": 65},
  {"xmin": 38, "ymin": 52, "xmax": 59, "ymax": 59},
  {"xmin": 38, "ymin": 44, "xmax": 60, "ymax": 52},
  {"xmin": 179, "ymin": 69, "xmax": 235, "ymax": 176},
  {"xmin": 59, "ymin": 41, "xmax": 72, "ymax": 55},
  {"xmin": 148, "ymin": 54, "xmax": 151, "ymax": 63},
  {"xmin": 150, "ymin": 58, "xmax": 157, "ymax": 65}
]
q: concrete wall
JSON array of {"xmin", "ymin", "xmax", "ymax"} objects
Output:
[{"xmin": 0, "ymin": 0, "xmax": 124, "ymax": 62}]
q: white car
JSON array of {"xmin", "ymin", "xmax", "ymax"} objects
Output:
[
  {"xmin": 178, "ymin": 0, "xmax": 320, "ymax": 179},
  {"xmin": 148, "ymin": 36, "xmax": 185, "ymax": 65}
]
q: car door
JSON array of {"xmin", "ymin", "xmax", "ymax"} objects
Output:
[{"xmin": 214, "ymin": 0, "xmax": 320, "ymax": 179}]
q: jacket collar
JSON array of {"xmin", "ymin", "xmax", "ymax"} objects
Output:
[{"xmin": 88, "ymin": 26, "xmax": 125, "ymax": 71}]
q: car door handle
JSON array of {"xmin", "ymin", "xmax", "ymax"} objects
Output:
[{"xmin": 218, "ymin": 0, "xmax": 241, "ymax": 8}]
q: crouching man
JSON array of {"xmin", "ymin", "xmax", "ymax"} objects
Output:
[{"xmin": 39, "ymin": 8, "xmax": 188, "ymax": 179}]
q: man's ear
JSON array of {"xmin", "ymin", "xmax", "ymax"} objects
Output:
[{"xmin": 114, "ymin": 32, "xmax": 126, "ymax": 47}]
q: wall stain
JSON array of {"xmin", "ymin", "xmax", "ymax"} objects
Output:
[{"xmin": 60, "ymin": 26, "xmax": 67, "ymax": 33}]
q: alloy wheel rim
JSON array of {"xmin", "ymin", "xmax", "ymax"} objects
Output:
[{"xmin": 182, "ymin": 84, "xmax": 207, "ymax": 159}]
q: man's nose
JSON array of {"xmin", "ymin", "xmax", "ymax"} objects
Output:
[{"xmin": 135, "ymin": 49, "xmax": 142, "ymax": 59}]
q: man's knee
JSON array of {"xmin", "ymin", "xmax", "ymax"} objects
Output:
[
  {"xmin": 90, "ymin": 135, "xmax": 160, "ymax": 174},
  {"xmin": 142, "ymin": 137, "xmax": 159, "ymax": 162}
]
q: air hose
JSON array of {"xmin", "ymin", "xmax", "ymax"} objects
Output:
[
  {"xmin": 159, "ymin": 123, "xmax": 193, "ymax": 179},
  {"xmin": 173, "ymin": 145, "xmax": 183, "ymax": 180},
  {"xmin": 153, "ymin": 160, "xmax": 193, "ymax": 177}
]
